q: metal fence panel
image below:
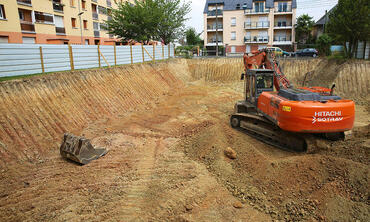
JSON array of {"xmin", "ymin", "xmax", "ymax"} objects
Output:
[{"xmin": 0, "ymin": 43, "xmax": 174, "ymax": 77}]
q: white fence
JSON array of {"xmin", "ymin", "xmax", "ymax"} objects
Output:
[{"xmin": 0, "ymin": 43, "xmax": 175, "ymax": 77}]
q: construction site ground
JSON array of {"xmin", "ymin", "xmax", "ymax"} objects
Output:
[{"xmin": 0, "ymin": 58, "xmax": 369, "ymax": 221}]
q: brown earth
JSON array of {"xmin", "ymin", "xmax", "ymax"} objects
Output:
[{"xmin": 0, "ymin": 58, "xmax": 369, "ymax": 221}]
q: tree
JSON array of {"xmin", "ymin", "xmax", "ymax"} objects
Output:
[
  {"xmin": 295, "ymin": 14, "xmax": 315, "ymax": 44},
  {"xmin": 327, "ymin": 0, "xmax": 370, "ymax": 58},
  {"xmin": 316, "ymin": 34, "xmax": 332, "ymax": 56},
  {"xmin": 185, "ymin": 28, "xmax": 202, "ymax": 45},
  {"xmin": 106, "ymin": 0, "xmax": 190, "ymax": 44},
  {"xmin": 156, "ymin": 0, "xmax": 191, "ymax": 44}
]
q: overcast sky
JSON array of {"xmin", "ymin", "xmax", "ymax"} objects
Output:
[{"xmin": 185, "ymin": 0, "xmax": 338, "ymax": 34}]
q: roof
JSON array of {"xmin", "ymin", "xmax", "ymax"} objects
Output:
[
  {"xmin": 315, "ymin": 5, "xmax": 336, "ymax": 26},
  {"xmin": 203, "ymin": 0, "xmax": 297, "ymax": 13}
]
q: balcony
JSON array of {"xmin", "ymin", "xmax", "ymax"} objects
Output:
[
  {"xmin": 274, "ymin": 5, "xmax": 293, "ymax": 14},
  {"xmin": 207, "ymin": 39, "xmax": 223, "ymax": 46},
  {"xmin": 94, "ymin": 31, "xmax": 100, "ymax": 38},
  {"xmin": 207, "ymin": 9, "xmax": 223, "ymax": 17},
  {"xmin": 92, "ymin": 12, "xmax": 99, "ymax": 20},
  {"xmin": 274, "ymin": 21, "xmax": 293, "ymax": 29},
  {"xmin": 107, "ymin": 0, "xmax": 112, "ymax": 7},
  {"xmin": 20, "ymin": 21, "xmax": 35, "ymax": 33},
  {"xmin": 244, "ymin": 9, "xmax": 270, "ymax": 15},
  {"xmin": 244, "ymin": 36, "xmax": 269, "ymax": 43},
  {"xmin": 17, "ymin": 0, "xmax": 32, "ymax": 6},
  {"xmin": 244, "ymin": 21, "xmax": 270, "ymax": 29},
  {"xmin": 56, "ymin": 27, "xmax": 66, "ymax": 35},
  {"xmin": 53, "ymin": 1, "xmax": 64, "ymax": 13},
  {"xmin": 273, "ymin": 36, "xmax": 292, "ymax": 45},
  {"xmin": 207, "ymin": 24, "xmax": 223, "ymax": 31}
]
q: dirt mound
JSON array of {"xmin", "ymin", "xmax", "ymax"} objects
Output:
[{"xmin": 178, "ymin": 121, "xmax": 369, "ymax": 221}]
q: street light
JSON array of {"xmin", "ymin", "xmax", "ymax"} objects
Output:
[{"xmin": 77, "ymin": 1, "xmax": 84, "ymax": 44}]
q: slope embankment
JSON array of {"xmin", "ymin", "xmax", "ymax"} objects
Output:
[
  {"xmin": 0, "ymin": 60, "xmax": 189, "ymax": 167},
  {"xmin": 0, "ymin": 57, "xmax": 369, "ymax": 167}
]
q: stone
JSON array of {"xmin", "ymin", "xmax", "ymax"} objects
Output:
[
  {"xmin": 233, "ymin": 201, "xmax": 243, "ymax": 209},
  {"xmin": 224, "ymin": 147, "xmax": 237, "ymax": 159}
]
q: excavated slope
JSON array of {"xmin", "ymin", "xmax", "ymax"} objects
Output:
[{"xmin": 0, "ymin": 58, "xmax": 369, "ymax": 168}]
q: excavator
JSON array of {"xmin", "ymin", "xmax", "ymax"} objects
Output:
[{"xmin": 230, "ymin": 49, "xmax": 355, "ymax": 152}]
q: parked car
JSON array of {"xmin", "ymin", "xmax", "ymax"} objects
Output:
[
  {"xmin": 295, "ymin": 48, "xmax": 319, "ymax": 57},
  {"xmin": 266, "ymin": 47, "xmax": 292, "ymax": 57}
]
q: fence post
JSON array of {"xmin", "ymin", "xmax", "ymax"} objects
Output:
[
  {"xmin": 168, "ymin": 44, "xmax": 170, "ymax": 59},
  {"xmin": 153, "ymin": 44, "xmax": 155, "ymax": 63},
  {"xmin": 130, "ymin": 43, "xmax": 133, "ymax": 64},
  {"xmin": 68, "ymin": 43, "xmax": 74, "ymax": 71},
  {"xmin": 114, "ymin": 44, "xmax": 117, "ymax": 66},
  {"xmin": 39, "ymin": 46, "xmax": 45, "ymax": 73},
  {"xmin": 162, "ymin": 44, "xmax": 164, "ymax": 60},
  {"xmin": 98, "ymin": 44, "xmax": 101, "ymax": 68},
  {"xmin": 197, "ymin": 46, "xmax": 200, "ymax": 57},
  {"xmin": 173, "ymin": 44, "xmax": 175, "ymax": 58},
  {"xmin": 141, "ymin": 43, "xmax": 145, "ymax": 63}
]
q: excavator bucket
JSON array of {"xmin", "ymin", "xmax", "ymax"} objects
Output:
[{"xmin": 60, "ymin": 133, "xmax": 108, "ymax": 165}]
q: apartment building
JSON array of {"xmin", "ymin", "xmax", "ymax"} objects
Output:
[
  {"xmin": 0, "ymin": 0, "xmax": 133, "ymax": 45},
  {"xmin": 203, "ymin": 0, "xmax": 297, "ymax": 55}
]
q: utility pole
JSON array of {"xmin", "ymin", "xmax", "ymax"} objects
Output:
[
  {"xmin": 78, "ymin": 0, "xmax": 84, "ymax": 45},
  {"xmin": 215, "ymin": 3, "xmax": 219, "ymax": 57}
]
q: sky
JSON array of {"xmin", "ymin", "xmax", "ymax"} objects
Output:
[{"xmin": 185, "ymin": 0, "xmax": 338, "ymax": 34}]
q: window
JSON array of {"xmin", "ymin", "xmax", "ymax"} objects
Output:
[
  {"xmin": 82, "ymin": 0, "xmax": 86, "ymax": 10},
  {"xmin": 85, "ymin": 39, "xmax": 89, "ymax": 45},
  {"xmin": 93, "ymin": 22, "xmax": 99, "ymax": 30},
  {"xmin": 231, "ymin": 17, "xmax": 236, "ymax": 26},
  {"xmin": 70, "ymin": 0, "xmax": 75, "ymax": 7},
  {"xmin": 35, "ymin": 11, "xmax": 54, "ymax": 24},
  {"xmin": 231, "ymin": 46, "xmax": 236, "ymax": 53},
  {"xmin": 0, "ymin": 36, "xmax": 9, "ymax": 43},
  {"xmin": 71, "ymin": 18, "xmax": 76, "ymax": 28},
  {"xmin": 100, "ymin": 23, "xmax": 107, "ymax": 31},
  {"xmin": 98, "ymin": 6, "xmax": 107, "ymax": 15},
  {"xmin": 278, "ymin": 2, "xmax": 288, "ymax": 12},
  {"xmin": 231, "ymin": 31, "xmax": 236, "ymax": 40},
  {"xmin": 19, "ymin": 11, "xmax": 24, "ymax": 21},
  {"xmin": 0, "ymin": 4, "xmax": 5, "ymax": 19},
  {"xmin": 255, "ymin": 2, "xmax": 264, "ymax": 12},
  {"xmin": 83, "ymin": 20, "xmax": 88, "ymax": 29}
]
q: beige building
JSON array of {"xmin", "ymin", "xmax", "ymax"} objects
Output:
[
  {"xmin": 0, "ymin": 0, "xmax": 134, "ymax": 45},
  {"xmin": 203, "ymin": 0, "xmax": 297, "ymax": 55}
]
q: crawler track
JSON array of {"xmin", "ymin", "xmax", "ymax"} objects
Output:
[{"xmin": 230, "ymin": 113, "xmax": 316, "ymax": 153}]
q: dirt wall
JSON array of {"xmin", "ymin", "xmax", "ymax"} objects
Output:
[
  {"xmin": 0, "ymin": 57, "xmax": 369, "ymax": 167},
  {"xmin": 0, "ymin": 61, "xmax": 189, "ymax": 167}
]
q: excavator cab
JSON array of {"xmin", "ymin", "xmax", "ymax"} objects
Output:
[{"xmin": 244, "ymin": 69, "xmax": 275, "ymax": 106}]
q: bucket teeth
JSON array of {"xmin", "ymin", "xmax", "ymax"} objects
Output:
[{"xmin": 60, "ymin": 133, "xmax": 108, "ymax": 165}]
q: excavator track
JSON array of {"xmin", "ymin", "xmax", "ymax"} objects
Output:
[{"xmin": 230, "ymin": 113, "xmax": 318, "ymax": 153}]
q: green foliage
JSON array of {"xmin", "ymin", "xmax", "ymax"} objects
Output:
[
  {"xmin": 106, "ymin": 0, "xmax": 190, "ymax": 44},
  {"xmin": 295, "ymin": 14, "xmax": 315, "ymax": 44},
  {"xmin": 327, "ymin": 0, "xmax": 370, "ymax": 58},
  {"xmin": 316, "ymin": 34, "xmax": 332, "ymax": 56},
  {"xmin": 185, "ymin": 28, "xmax": 202, "ymax": 46}
]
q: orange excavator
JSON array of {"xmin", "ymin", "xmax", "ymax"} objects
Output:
[{"xmin": 230, "ymin": 49, "xmax": 355, "ymax": 152}]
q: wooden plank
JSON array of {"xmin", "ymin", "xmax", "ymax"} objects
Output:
[
  {"xmin": 98, "ymin": 47, "xmax": 110, "ymax": 67},
  {"xmin": 142, "ymin": 46, "xmax": 153, "ymax": 59},
  {"xmin": 98, "ymin": 44, "xmax": 101, "ymax": 68},
  {"xmin": 141, "ymin": 43, "xmax": 145, "ymax": 63},
  {"xmin": 162, "ymin": 44, "xmax": 164, "ymax": 59},
  {"xmin": 153, "ymin": 44, "xmax": 155, "ymax": 63},
  {"xmin": 39, "ymin": 46, "xmax": 45, "ymax": 73},
  {"xmin": 114, "ymin": 44, "xmax": 117, "ymax": 66},
  {"xmin": 130, "ymin": 44, "xmax": 133, "ymax": 64},
  {"xmin": 68, "ymin": 43, "xmax": 75, "ymax": 71}
]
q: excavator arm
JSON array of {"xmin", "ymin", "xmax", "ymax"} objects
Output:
[{"xmin": 243, "ymin": 49, "xmax": 291, "ymax": 91}]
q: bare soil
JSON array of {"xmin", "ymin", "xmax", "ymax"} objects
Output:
[{"xmin": 0, "ymin": 59, "xmax": 369, "ymax": 221}]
